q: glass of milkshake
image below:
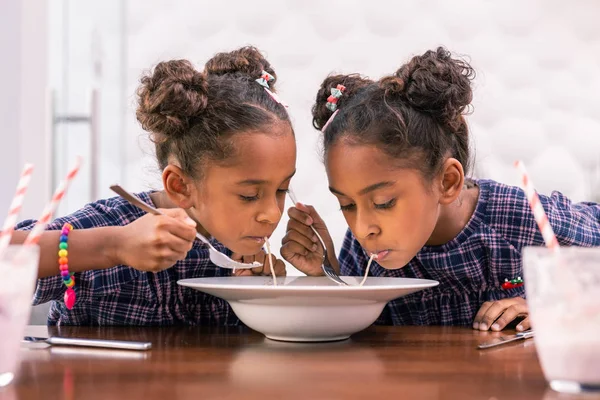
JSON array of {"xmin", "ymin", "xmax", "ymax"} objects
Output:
[
  {"xmin": 523, "ymin": 246, "xmax": 600, "ymax": 394},
  {"xmin": 0, "ymin": 245, "xmax": 39, "ymax": 387}
]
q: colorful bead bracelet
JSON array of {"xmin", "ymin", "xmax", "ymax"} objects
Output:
[{"xmin": 59, "ymin": 223, "xmax": 76, "ymax": 309}]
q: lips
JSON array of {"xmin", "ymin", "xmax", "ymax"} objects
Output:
[
  {"xmin": 245, "ymin": 237, "xmax": 266, "ymax": 243},
  {"xmin": 245, "ymin": 234, "xmax": 274, "ymax": 244},
  {"xmin": 367, "ymin": 249, "xmax": 390, "ymax": 261}
]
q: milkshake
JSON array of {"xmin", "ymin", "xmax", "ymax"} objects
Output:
[
  {"xmin": 523, "ymin": 246, "xmax": 600, "ymax": 394},
  {"xmin": 0, "ymin": 245, "xmax": 39, "ymax": 387}
]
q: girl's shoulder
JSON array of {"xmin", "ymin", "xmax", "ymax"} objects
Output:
[
  {"xmin": 475, "ymin": 179, "xmax": 529, "ymax": 218},
  {"xmin": 471, "ymin": 179, "xmax": 537, "ymax": 248},
  {"xmin": 89, "ymin": 191, "xmax": 155, "ymax": 218},
  {"xmin": 17, "ymin": 191, "xmax": 157, "ymax": 231}
]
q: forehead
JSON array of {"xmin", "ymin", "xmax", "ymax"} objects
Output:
[
  {"xmin": 209, "ymin": 123, "xmax": 296, "ymax": 179},
  {"xmin": 325, "ymin": 141, "xmax": 423, "ymax": 194}
]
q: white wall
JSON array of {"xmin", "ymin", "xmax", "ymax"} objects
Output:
[
  {"xmin": 0, "ymin": 0, "xmax": 50, "ymax": 221},
  {"xmin": 122, "ymin": 0, "xmax": 600, "ymax": 274},
  {"xmin": 0, "ymin": 0, "xmax": 22, "ymax": 216}
]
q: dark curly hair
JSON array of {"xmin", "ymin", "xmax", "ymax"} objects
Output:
[
  {"xmin": 136, "ymin": 46, "xmax": 291, "ymax": 178},
  {"xmin": 313, "ymin": 47, "xmax": 475, "ymax": 180}
]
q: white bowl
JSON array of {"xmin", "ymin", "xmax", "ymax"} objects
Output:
[{"xmin": 178, "ymin": 276, "xmax": 438, "ymax": 342}]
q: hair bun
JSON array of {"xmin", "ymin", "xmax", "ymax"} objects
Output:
[
  {"xmin": 204, "ymin": 46, "xmax": 278, "ymax": 90},
  {"xmin": 136, "ymin": 60, "xmax": 208, "ymax": 139},
  {"xmin": 378, "ymin": 75, "xmax": 406, "ymax": 96},
  {"xmin": 384, "ymin": 47, "xmax": 475, "ymax": 131}
]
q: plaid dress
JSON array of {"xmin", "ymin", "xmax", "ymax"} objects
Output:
[
  {"xmin": 339, "ymin": 179, "xmax": 600, "ymax": 326},
  {"xmin": 16, "ymin": 192, "xmax": 239, "ymax": 326}
]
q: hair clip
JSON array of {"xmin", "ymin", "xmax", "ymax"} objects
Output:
[
  {"xmin": 264, "ymin": 87, "xmax": 288, "ymax": 108},
  {"xmin": 326, "ymin": 84, "xmax": 346, "ymax": 112},
  {"xmin": 255, "ymin": 70, "xmax": 287, "ymax": 107},
  {"xmin": 321, "ymin": 109, "xmax": 339, "ymax": 132},
  {"xmin": 255, "ymin": 70, "xmax": 275, "ymax": 89},
  {"xmin": 502, "ymin": 277, "xmax": 524, "ymax": 290}
]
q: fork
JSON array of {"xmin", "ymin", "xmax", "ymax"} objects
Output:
[
  {"xmin": 287, "ymin": 188, "xmax": 348, "ymax": 286},
  {"xmin": 110, "ymin": 185, "xmax": 261, "ymax": 270}
]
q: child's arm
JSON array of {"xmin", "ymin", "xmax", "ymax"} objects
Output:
[
  {"xmin": 542, "ymin": 192, "xmax": 600, "ymax": 246},
  {"xmin": 281, "ymin": 203, "xmax": 339, "ymax": 275},
  {"xmin": 10, "ymin": 228, "xmax": 122, "ymax": 278},
  {"xmin": 501, "ymin": 188, "xmax": 600, "ymax": 250},
  {"xmin": 12, "ymin": 208, "xmax": 197, "ymax": 279}
]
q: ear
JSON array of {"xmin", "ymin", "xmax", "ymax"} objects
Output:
[
  {"xmin": 437, "ymin": 158, "xmax": 464, "ymax": 205},
  {"xmin": 162, "ymin": 165, "xmax": 195, "ymax": 209}
]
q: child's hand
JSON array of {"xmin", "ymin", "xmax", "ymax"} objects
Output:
[
  {"xmin": 280, "ymin": 203, "xmax": 338, "ymax": 276},
  {"xmin": 231, "ymin": 250, "xmax": 286, "ymax": 277},
  {"xmin": 116, "ymin": 208, "xmax": 197, "ymax": 272},
  {"xmin": 473, "ymin": 297, "xmax": 530, "ymax": 332}
]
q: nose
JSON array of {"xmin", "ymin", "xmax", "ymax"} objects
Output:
[
  {"xmin": 353, "ymin": 209, "xmax": 380, "ymax": 240},
  {"xmin": 256, "ymin": 196, "xmax": 283, "ymax": 225}
]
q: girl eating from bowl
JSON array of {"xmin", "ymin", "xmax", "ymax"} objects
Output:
[
  {"xmin": 11, "ymin": 46, "xmax": 295, "ymax": 326},
  {"xmin": 281, "ymin": 47, "xmax": 600, "ymax": 332}
]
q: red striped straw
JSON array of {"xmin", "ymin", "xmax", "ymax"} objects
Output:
[
  {"xmin": 23, "ymin": 157, "xmax": 82, "ymax": 246},
  {"xmin": 514, "ymin": 160, "xmax": 560, "ymax": 252},
  {"xmin": 0, "ymin": 164, "xmax": 35, "ymax": 254}
]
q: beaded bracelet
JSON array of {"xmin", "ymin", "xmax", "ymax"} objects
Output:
[{"xmin": 59, "ymin": 223, "xmax": 76, "ymax": 309}]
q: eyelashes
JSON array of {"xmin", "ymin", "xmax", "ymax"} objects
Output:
[
  {"xmin": 340, "ymin": 198, "xmax": 396, "ymax": 211},
  {"xmin": 240, "ymin": 188, "xmax": 289, "ymax": 202}
]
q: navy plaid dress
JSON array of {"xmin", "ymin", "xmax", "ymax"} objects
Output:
[
  {"xmin": 17, "ymin": 192, "xmax": 239, "ymax": 326},
  {"xmin": 338, "ymin": 179, "xmax": 600, "ymax": 326}
]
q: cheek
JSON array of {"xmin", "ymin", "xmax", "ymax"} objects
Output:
[
  {"xmin": 198, "ymin": 206, "xmax": 253, "ymax": 247},
  {"xmin": 408, "ymin": 199, "xmax": 439, "ymax": 240},
  {"xmin": 278, "ymin": 194, "xmax": 288, "ymax": 213},
  {"xmin": 341, "ymin": 212, "xmax": 357, "ymax": 231},
  {"xmin": 195, "ymin": 194, "xmax": 241, "ymax": 230},
  {"xmin": 387, "ymin": 198, "xmax": 439, "ymax": 239}
]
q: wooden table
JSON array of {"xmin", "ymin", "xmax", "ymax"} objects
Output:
[{"xmin": 1, "ymin": 325, "xmax": 579, "ymax": 400}]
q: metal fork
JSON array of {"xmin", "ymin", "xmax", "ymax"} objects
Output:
[
  {"xmin": 110, "ymin": 185, "xmax": 261, "ymax": 270},
  {"xmin": 287, "ymin": 188, "xmax": 348, "ymax": 286}
]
